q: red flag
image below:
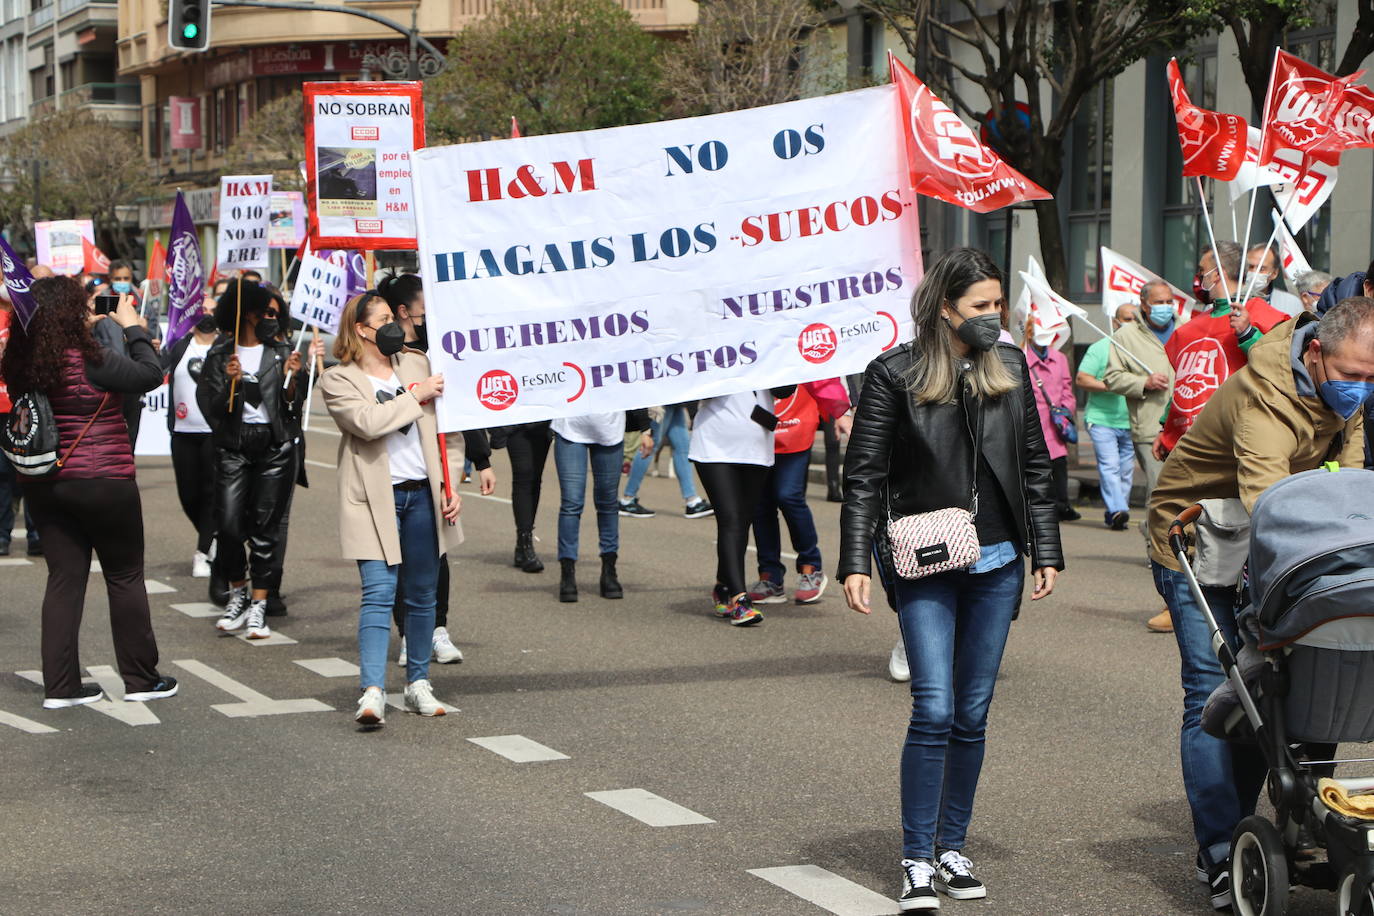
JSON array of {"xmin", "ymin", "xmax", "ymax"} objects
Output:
[
  {"xmin": 82, "ymin": 237, "xmax": 110, "ymax": 275},
  {"xmin": 510, "ymin": 116, "xmax": 522, "ymax": 139},
  {"xmin": 1166, "ymin": 58, "xmax": 1246, "ymax": 180},
  {"xmin": 147, "ymin": 237, "xmax": 167, "ymax": 283},
  {"xmin": 888, "ymin": 53, "xmax": 1051, "ymax": 213},
  {"xmin": 1259, "ymin": 49, "xmax": 1361, "ymax": 168},
  {"xmin": 1309, "ymin": 81, "xmax": 1374, "ymax": 160}
]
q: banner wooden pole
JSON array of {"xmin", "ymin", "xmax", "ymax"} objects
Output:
[
  {"xmin": 365, "ymin": 249, "xmax": 375, "ymax": 287},
  {"xmin": 1195, "ymin": 177, "xmax": 1233, "ymax": 303}
]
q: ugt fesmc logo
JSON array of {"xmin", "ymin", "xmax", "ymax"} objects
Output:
[
  {"xmin": 798, "ymin": 323, "xmax": 837, "ymax": 364},
  {"xmin": 477, "ymin": 370, "xmax": 518, "ymax": 410}
]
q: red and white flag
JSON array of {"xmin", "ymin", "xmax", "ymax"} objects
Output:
[
  {"xmin": 1259, "ymin": 49, "xmax": 1361, "ymax": 168},
  {"xmin": 1270, "ymin": 209, "xmax": 1313, "ymax": 287},
  {"xmin": 510, "ymin": 116, "xmax": 522, "ymax": 139},
  {"xmin": 1011, "ymin": 255, "xmax": 1045, "ymax": 331},
  {"xmin": 1228, "ymin": 127, "xmax": 1337, "ymax": 232},
  {"xmin": 82, "ymin": 236, "xmax": 110, "ymax": 275},
  {"xmin": 1099, "ymin": 246, "xmax": 1198, "ymax": 322},
  {"xmin": 1166, "ymin": 59, "xmax": 1246, "ymax": 180},
  {"xmin": 889, "ymin": 53, "xmax": 1051, "ymax": 213},
  {"xmin": 1020, "ymin": 270, "xmax": 1085, "ymax": 350}
]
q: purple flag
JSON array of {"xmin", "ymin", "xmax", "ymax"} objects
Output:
[
  {"xmin": 163, "ymin": 191, "xmax": 206, "ymax": 350},
  {"xmin": 0, "ymin": 235, "xmax": 39, "ymax": 331},
  {"xmin": 318, "ymin": 249, "xmax": 368, "ymax": 298}
]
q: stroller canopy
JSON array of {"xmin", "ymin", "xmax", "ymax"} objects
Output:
[{"xmin": 1248, "ymin": 467, "xmax": 1374, "ymax": 648}]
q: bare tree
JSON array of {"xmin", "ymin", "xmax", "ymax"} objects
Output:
[{"xmin": 226, "ymin": 91, "xmax": 306, "ymax": 191}]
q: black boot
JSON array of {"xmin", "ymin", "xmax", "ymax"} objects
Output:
[
  {"xmin": 514, "ymin": 530, "xmax": 544, "ymax": 573},
  {"xmin": 559, "ymin": 558, "xmax": 578, "ymax": 603},
  {"xmin": 599, "ymin": 552, "xmax": 623, "ymax": 599}
]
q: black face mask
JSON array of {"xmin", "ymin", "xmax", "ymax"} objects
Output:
[
  {"xmin": 410, "ymin": 321, "xmax": 429, "ymax": 353},
  {"xmin": 373, "ymin": 322, "xmax": 407, "ymax": 357},
  {"xmin": 195, "ymin": 314, "xmax": 218, "ymax": 334},
  {"xmin": 255, "ymin": 317, "xmax": 281, "ymax": 342},
  {"xmin": 951, "ymin": 313, "xmax": 1002, "ymax": 352}
]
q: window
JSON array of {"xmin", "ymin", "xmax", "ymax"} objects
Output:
[
  {"xmin": 1160, "ymin": 48, "xmax": 1218, "ymax": 289},
  {"xmin": 1066, "ymin": 79, "xmax": 1112, "ymax": 299}
]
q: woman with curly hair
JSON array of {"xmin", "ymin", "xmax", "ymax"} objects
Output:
[{"xmin": 1, "ymin": 276, "xmax": 177, "ymax": 708}]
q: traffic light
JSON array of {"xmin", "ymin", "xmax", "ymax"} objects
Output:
[{"xmin": 169, "ymin": 0, "xmax": 210, "ymax": 52}]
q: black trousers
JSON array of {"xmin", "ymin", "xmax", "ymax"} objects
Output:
[
  {"xmin": 822, "ymin": 417, "xmax": 842, "ymax": 494},
  {"xmin": 24, "ymin": 478, "xmax": 160, "ymax": 698},
  {"xmin": 507, "ymin": 421, "xmax": 552, "ymax": 533},
  {"xmin": 215, "ymin": 425, "xmax": 295, "ymax": 588},
  {"xmin": 261, "ymin": 444, "xmax": 302, "ymax": 597},
  {"xmin": 693, "ymin": 460, "xmax": 770, "ymax": 597},
  {"xmin": 171, "ymin": 431, "xmax": 217, "ymax": 554},
  {"xmin": 1049, "ymin": 456, "xmax": 1071, "ymax": 513}
]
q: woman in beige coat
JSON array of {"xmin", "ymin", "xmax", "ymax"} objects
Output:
[{"xmin": 320, "ymin": 292, "xmax": 464, "ymax": 726}]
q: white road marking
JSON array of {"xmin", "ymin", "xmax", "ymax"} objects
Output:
[
  {"xmin": 0, "ymin": 558, "xmax": 33, "ymax": 567},
  {"xmin": 171, "ymin": 659, "xmax": 331, "ymax": 717},
  {"xmin": 145, "ymin": 579, "xmax": 177, "ymax": 594},
  {"xmin": 16, "ymin": 669, "xmax": 158, "ymax": 727},
  {"xmin": 385, "ymin": 691, "xmax": 459, "ymax": 715},
  {"xmin": 12, "ymin": 527, "xmax": 26, "ymax": 539},
  {"xmin": 295, "ymin": 657, "xmax": 359, "ymax": 678},
  {"xmin": 469, "ymin": 734, "xmax": 569, "ymax": 762},
  {"xmin": 747, "ymin": 866, "xmax": 899, "ymax": 916},
  {"xmin": 304, "ymin": 459, "xmax": 336, "ymax": 470},
  {"xmin": 0, "ymin": 708, "xmax": 57, "ymax": 734},
  {"xmin": 90, "ymin": 559, "xmax": 101, "ymax": 573},
  {"xmin": 743, "ymin": 543, "xmax": 799, "ymax": 561},
  {"xmin": 584, "ymin": 789, "xmax": 714, "ymax": 826},
  {"xmin": 234, "ymin": 631, "xmax": 298, "ymax": 647},
  {"xmin": 169, "ymin": 602, "xmax": 221, "ymax": 618}
]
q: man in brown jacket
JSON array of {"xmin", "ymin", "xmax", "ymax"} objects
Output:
[{"xmin": 1147, "ymin": 298, "xmax": 1374, "ymax": 910}]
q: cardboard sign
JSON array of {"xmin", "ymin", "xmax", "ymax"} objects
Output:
[
  {"xmin": 216, "ymin": 175, "xmax": 272, "ymax": 269},
  {"xmin": 34, "ymin": 219, "xmax": 95, "ymax": 276},
  {"xmin": 290, "ymin": 251, "xmax": 348, "ymax": 334},
  {"xmin": 268, "ymin": 191, "xmax": 307, "ymax": 249}
]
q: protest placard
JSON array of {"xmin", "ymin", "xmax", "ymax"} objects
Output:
[
  {"xmin": 216, "ymin": 175, "xmax": 272, "ymax": 269},
  {"xmin": 34, "ymin": 219, "xmax": 94, "ymax": 275},
  {"xmin": 290, "ymin": 250, "xmax": 348, "ymax": 334},
  {"xmin": 269, "ymin": 191, "xmax": 307, "ymax": 248},
  {"xmin": 412, "ymin": 85, "xmax": 921, "ymax": 432},
  {"xmin": 303, "ymin": 81, "xmax": 424, "ymax": 250}
]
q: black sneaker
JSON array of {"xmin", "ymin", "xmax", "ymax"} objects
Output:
[
  {"xmin": 1109, "ymin": 510, "xmax": 1130, "ymax": 531},
  {"xmin": 265, "ymin": 592, "xmax": 288, "ymax": 617},
  {"xmin": 124, "ymin": 677, "xmax": 179, "ymax": 702},
  {"xmin": 43, "ymin": 685, "xmax": 104, "ymax": 709},
  {"xmin": 1207, "ymin": 861, "xmax": 1232, "ymax": 910},
  {"xmin": 898, "ymin": 859, "xmax": 940, "ymax": 911},
  {"xmin": 684, "ymin": 499, "xmax": 714, "ymax": 519},
  {"xmin": 26, "ymin": 540, "xmax": 42, "ymax": 557},
  {"xmin": 0, "ymin": 540, "xmax": 9, "ymax": 557},
  {"xmin": 216, "ymin": 587, "xmax": 250, "ymax": 632},
  {"xmin": 933, "ymin": 849, "xmax": 986, "ymax": 900},
  {"xmin": 618, "ymin": 498, "xmax": 655, "ymax": 518}
]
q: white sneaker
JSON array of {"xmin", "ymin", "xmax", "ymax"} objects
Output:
[
  {"xmin": 396, "ymin": 636, "xmax": 406, "ymax": 667},
  {"xmin": 432, "ymin": 626, "xmax": 464, "ymax": 664},
  {"xmin": 404, "ymin": 678, "xmax": 447, "ymax": 717},
  {"xmin": 191, "ymin": 551, "xmax": 211, "ymax": 578},
  {"xmin": 216, "ymin": 587, "xmax": 250, "ymax": 632},
  {"xmin": 355, "ymin": 686, "xmax": 385, "ymax": 726},
  {"xmin": 244, "ymin": 600, "xmax": 271, "ymax": 639},
  {"xmin": 889, "ymin": 638, "xmax": 910, "ymax": 683}
]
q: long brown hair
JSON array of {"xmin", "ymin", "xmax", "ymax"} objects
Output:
[
  {"xmin": 1, "ymin": 276, "xmax": 103, "ymax": 395},
  {"xmin": 906, "ymin": 248, "xmax": 1016, "ymax": 404},
  {"xmin": 333, "ymin": 292, "xmax": 389, "ymax": 364}
]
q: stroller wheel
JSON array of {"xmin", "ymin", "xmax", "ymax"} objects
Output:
[
  {"xmin": 1338, "ymin": 868, "xmax": 1374, "ymax": 916},
  {"xmin": 1231, "ymin": 816, "xmax": 1289, "ymax": 916}
]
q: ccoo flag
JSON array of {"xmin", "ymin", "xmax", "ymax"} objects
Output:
[
  {"xmin": 0, "ymin": 235, "xmax": 40, "ymax": 331},
  {"xmin": 162, "ymin": 190, "xmax": 206, "ymax": 349},
  {"xmin": 1166, "ymin": 58, "xmax": 1246, "ymax": 180}
]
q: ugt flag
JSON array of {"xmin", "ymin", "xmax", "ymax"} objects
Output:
[
  {"xmin": 1259, "ymin": 50, "xmax": 1360, "ymax": 168},
  {"xmin": 162, "ymin": 191, "xmax": 206, "ymax": 349},
  {"xmin": 889, "ymin": 53, "xmax": 1051, "ymax": 212},
  {"xmin": 0, "ymin": 235, "xmax": 39, "ymax": 330},
  {"xmin": 1166, "ymin": 58, "xmax": 1246, "ymax": 180}
]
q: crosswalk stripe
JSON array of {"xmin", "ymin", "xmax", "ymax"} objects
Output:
[
  {"xmin": 234, "ymin": 630, "xmax": 298, "ymax": 647},
  {"xmin": 294, "ymin": 658, "xmax": 359, "ymax": 677},
  {"xmin": 145, "ymin": 579, "xmax": 177, "ymax": 594},
  {"xmin": 385, "ymin": 692, "xmax": 459, "ymax": 715},
  {"xmin": 468, "ymin": 734, "xmax": 569, "ymax": 762},
  {"xmin": 0, "ymin": 708, "xmax": 58, "ymax": 734},
  {"xmin": 304, "ymin": 459, "xmax": 336, "ymax": 470},
  {"xmin": 584, "ymin": 789, "xmax": 714, "ymax": 826},
  {"xmin": 15, "ymin": 669, "xmax": 157, "ymax": 727},
  {"xmin": 0, "ymin": 558, "xmax": 33, "ymax": 567},
  {"xmin": 169, "ymin": 602, "xmax": 221, "ymax": 618},
  {"xmin": 171, "ymin": 659, "xmax": 332, "ymax": 717},
  {"xmin": 747, "ymin": 865, "xmax": 899, "ymax": 916}
]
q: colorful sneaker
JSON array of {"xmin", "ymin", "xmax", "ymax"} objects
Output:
[
  {"xmin": 618, "ymin": 497, "xmax": 655, "ymax": 519},
  {"xmin": 747, "ymin": 577, "xmax": 786, "ymax": 604},
  {"xmin": 712, "ymin": 584, "xmax": 732, "ymax": 618},
  {"xmin": 728, "ymin": 594, "xmax": 763, "ymax": 627},
  {"xmin": 683, "ymin": 499, "xmax": 714, "ymax": 519},
  {"xmin": 794, "ymin": 566, "xmax": 828, "ymax": 604},
  {"xmin": 215, "ymin": 586, "xmax": 250, "ymax": 632}
]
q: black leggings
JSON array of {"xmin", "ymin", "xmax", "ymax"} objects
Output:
[
  {"xmin": 693, "ymin": 461, "xmax": 770, "ymax": 597},
  {"xmin": 171, "ymin": 431, "xmax": 216, "ymax": 554},
  {"xmin": 215, "ymin": 425, "xmax": 295, "ymax": 588},
  {"xmin": 507, "ymin": 421, "xmax": 552, "ymax": 533}
]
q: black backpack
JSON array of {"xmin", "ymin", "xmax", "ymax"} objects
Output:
[{"xmin": 2, "ymin": 390, "xmax": 107, "ymax": 476}]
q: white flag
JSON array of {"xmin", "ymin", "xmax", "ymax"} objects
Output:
[
  {"xmin": 1099, "ymin": 246, "xmax": 1198, "ymax": 322},
  {"xmin": 1010, "ymin": 254, "xmax": 1045, "ymax": 331},
  {"xmin": 1227, "ymin": 127, "xmax": 1336, "ymax": 232},
  {"xmin": 1019, "ymin": 270, "xmax": 1084, "ymax": 350},
  {"xmin": 1271, "ymin": 209, "xmax": 1312, "ymax": 288}
]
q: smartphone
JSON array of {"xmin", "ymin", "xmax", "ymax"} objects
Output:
[{"xmin": 93, "ymin": 294, "xmax": 120, "ymax": 315}]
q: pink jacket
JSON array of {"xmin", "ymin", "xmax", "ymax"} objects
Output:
[{"xmin": 1023, "ymin": 344, "xmax": 1072, "ymax": 461}]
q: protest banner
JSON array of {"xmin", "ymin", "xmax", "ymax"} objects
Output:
[
  {"xmin": 0, "ymin": 235, "xmax": 39, "ymax": 330},
  {"xmin": 216, "ymin": 175, "xmax": 272, "ymax": 269},
  {"xmin": 34, "ymin": 219, "xmax": 94, "ymax": 275},
  {"xmin": 269, "ymin": 191, "xmax": 307, "ymax": 249},
  {"xmin": 133, "ymin": 383, "xmax": 172, "ymax": 457},
  {"xmin": 290, "ymin": 249, "xmax": 348, "ymax": 334},
  {"xmin": 412, "ymin": 85, "xmax": 921, "ymax": 432},
  {"xmin": 1099, "ymin": 246, "xmax": 1197, "ymax": 321},
  {"xmin": 303, "ymin": 81, "xmax": 424, "ymax": 250}
]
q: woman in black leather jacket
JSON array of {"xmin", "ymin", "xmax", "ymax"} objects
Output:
[{"xmin": 838, "ymin": 248, "xmax": 1064, "ymax": 910}]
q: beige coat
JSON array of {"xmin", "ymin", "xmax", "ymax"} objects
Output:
[
  {"xmin": 1102, "ymin": 318, "xmax": 1174, "ymax": 444},
  {"xmin": 320, "ymin": 352, "xmax": 465, "ymax": 565}
]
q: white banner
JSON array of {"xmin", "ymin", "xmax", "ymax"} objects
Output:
[
  {"xmin": 1229, "ymin": 127, "xmax": 1336, "ymax": 232},
  {"xmin": 413, "ymin": 86, "xmax": 921, "ymax": 432},
  {"xmin": 216, "ymin": 175, "xmax": 272, "ymax": 269},
  {"xmin": 290, "ymin": 251, "xmax": 348, "ymax": 334},
  {"xmin": 133, "ymin": 383, "xmax": 171, "ymax": 457},
  {"xmin": 1099, "ymin": 246, "xmax": 1197, "ymax": 322}
]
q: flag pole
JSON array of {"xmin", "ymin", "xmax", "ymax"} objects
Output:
[
  {"xmin": 1239, "ymin": 160, "xmax": 1312, "ymax": 306},
  {"xmin": 1239, "ymin": 186, "xmax": 1259, "ymax": 289},
  {"xmin": 1195, "ymin": 177, "xmax": 1233, "ymax": 303},
  {"xmin": 228, "ymin": 276, "xmax": 242, "ymax": 412},
  {"xmin": 1077, "ymin": 315, "xmax": 1155, "ymax": 373},
  {"xmin": 302, "ymin": 326, "xmax": 320, "ymax": 431}
]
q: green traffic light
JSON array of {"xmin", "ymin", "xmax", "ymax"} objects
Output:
[{"xmin": 182, "ymin": 22, "xmax": 199, "ymax": 39}]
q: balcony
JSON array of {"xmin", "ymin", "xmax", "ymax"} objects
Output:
[
  {"xmin": 58, "ymin": 0, "xmax": 115, "ymax": 18},
  {"xmin": 28, "ymin": 3, "xmax": 53, "ymax": 27},
  {"xmin": 30, "ymin": 82, "xmax": 140, "ymax": 126}
]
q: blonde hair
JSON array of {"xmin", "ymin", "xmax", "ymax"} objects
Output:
[
  {"xmin": 906, "ymin": 248, "xmax": 1017, "ymax": 404},
  {"xmin": 333, "ymin": 293, "xmax": 388, "ymax": 364}
]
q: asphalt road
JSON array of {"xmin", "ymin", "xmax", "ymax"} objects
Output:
[{"xmin": 0, "ymin": 404, "xmax": 1358, "ymax": 916}]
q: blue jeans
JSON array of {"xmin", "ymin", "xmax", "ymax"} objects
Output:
[
  {"xmin": 752, "ymin": 449, "xmax": 821, "ymax": 583},
  {"xmin": 554, "ymin": 434, "xmax": 621, "ymax": 560},
  {"xmin": 356, "ymin": 486, "xmax": 440, "ymax": 690},
  {"xmin": 624, "ymin": 405, "xmax": 698, "ymax": 502},
  {"xmin": 1151, "ymin": 561, "xmax": 1268, "ymax": 868},
  {"xmin": 0, "ymin": 448, "xmax": 37, "ymax": 547},
  {"xmin": 895, "ymin": 557, "xmax": 1024, "ymax": 860},
  {"xmin": 1087, "ymin": 423, "xmax": 1134, "ymax": 516}
]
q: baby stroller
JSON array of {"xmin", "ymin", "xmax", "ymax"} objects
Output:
[{"xmin": 1170, "ymin": 467, "xmax": 1374, "ymax": 916}]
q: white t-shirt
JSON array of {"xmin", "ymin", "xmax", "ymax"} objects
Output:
[
  {"xmin": 689, "ymin": 391, "xmax": 776, "ymax": 467},
  {"xmin": 369, "ymin": 373, "xmax": 428, "ymax": 485},
  {"xmin": 173, "ymin": 339, "xmax": 212, "ymax": 433},
  {"xmin": 236, "ymin": 344, "xmax": 269, "ymax": 425},
  {"xmin": 552, "ymin": 411, "xmax": 624, "ymax": 447}
]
